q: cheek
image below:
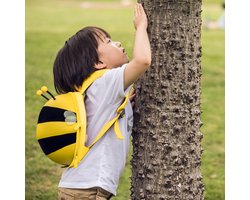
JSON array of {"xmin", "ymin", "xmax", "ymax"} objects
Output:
[
  {"xmin": 101, "ymin": 47, "xmax": 128, "ymax": 66},
  {"xmin": 108, "ymin": 49, "xmax": 122, "ymax": 59}
]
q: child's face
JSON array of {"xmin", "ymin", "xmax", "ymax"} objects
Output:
[{"xmin": 97, "ymin": 34, "xmax": 129, "ymax": 69}]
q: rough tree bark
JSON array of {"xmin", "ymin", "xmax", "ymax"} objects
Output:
[{"xmin": 131, "ymin": 0, "xmax": 204, "ymax": 199}]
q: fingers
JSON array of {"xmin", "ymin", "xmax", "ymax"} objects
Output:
[
  {"xmin": 134, "ymin": 3, "xmax": 143, "ymax": 16},
  {"xmin": 129, "ymin": 88, "xmax": 136, "ymax": 101},
  {"xmin": 130, "ymin": 95, "xmax": 136, "ymax": 110},
  {"xmin": 131, "ymin": 101, "xmax": 135, "ymax": 109},
  {"xmin": 134, "ymin": 3, "xmax": 138, "ymax": 17},
  {"xmin": 133, "ymin": 3, "xmax": 147, "ymax": 30},
  {"xmin": 129, "ymin": 93, "xmax": 136, "ymax": 101},
  {"xmin": 137, "ymin": 3, "xmax": 142, "ymax": 15}
]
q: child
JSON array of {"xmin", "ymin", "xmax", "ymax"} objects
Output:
[{"xmin": 55, "ymin": 3, "xmax": 151, "ymax": 199}]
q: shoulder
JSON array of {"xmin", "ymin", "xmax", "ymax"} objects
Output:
[
  {"xmin": 102, "ymin": 64, "xmax": 127, "ymax": 82},
  {"xmin": 88, "ymin": 64, "xmax": 127, "ymax": 104},
  {"xmin": 91, "ymin": 64, "xmax": 127, "ymax": 89}
]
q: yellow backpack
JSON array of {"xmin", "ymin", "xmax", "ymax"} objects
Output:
[{"xmin": 36, "ymin": 69, "xmax": 131, "ymax": 168}]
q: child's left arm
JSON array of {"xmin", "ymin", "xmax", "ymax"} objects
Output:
[{"xmin": 129, "ymin": 88, "xmax": 136, "ymax": 108}]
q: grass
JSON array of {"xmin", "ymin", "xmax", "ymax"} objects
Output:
[
  {"xmin": 201, "ymin": 28, "xmax": 225, "ymax": 200},
  {"xmin": 26, "ymin": 0, "xmax": 224, "ymax": 199}
]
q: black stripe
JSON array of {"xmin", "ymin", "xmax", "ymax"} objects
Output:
[
  {"xmin": 38, "ymin": 106, "xmax": 75, "ymax": 123},
  {"xmin": 38, "ymin": 132, "xmax": 76, "ymax": 155}
]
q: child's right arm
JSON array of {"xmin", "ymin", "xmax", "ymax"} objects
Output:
[{"xmin": 124, "ymin": 3, "xmax": 151, "ymax": 89}]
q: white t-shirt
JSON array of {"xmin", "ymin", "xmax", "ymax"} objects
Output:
[{"xmin": 58, "ymin": 64, "xmax": 133, "ymax": 196}]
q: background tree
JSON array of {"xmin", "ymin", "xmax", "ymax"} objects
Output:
[{"xmin": 131, "ymin": 0, "xmax": 204, "ymax": 199}]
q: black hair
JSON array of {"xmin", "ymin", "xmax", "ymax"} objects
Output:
[{"xmin": 53, "ymin": 26, "xmax": 110, "ymax": 94}]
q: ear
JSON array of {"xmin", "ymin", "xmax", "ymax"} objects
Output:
[{"xmin": 94, "ymin": 61, "xmax": 107, "ymax": 70}]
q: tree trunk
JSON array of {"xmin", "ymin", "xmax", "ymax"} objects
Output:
[{"xmin": 131, "ymin": 0, "xmax": 204, "ymax": 199}]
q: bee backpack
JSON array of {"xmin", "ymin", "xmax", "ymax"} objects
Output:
[{"xmin": 36, "ymin": 69, "xmax": 131, "ymax": 168}]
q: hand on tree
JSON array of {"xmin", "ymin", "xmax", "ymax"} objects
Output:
[
  {"xmin": 129, "ymin": 87, "xmax": 136, "ymax": 109},
  {"xmin": 134, "ymin": 3, "xmax": 148, "ymax": 30}
]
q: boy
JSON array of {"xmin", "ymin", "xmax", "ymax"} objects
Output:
[{"xmin": 55, "ymin": 3, "xmax": 151, "ymax": 199}]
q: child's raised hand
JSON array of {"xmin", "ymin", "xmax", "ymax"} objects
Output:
[
  {"xmin": 124, "ymin": 3, "xmax": 151, "ymax": 89},
  {"xmin": 133, "ymin": 3, "xmax": 148, "ymax": 30}
]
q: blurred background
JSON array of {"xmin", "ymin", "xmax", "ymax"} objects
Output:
[{"xmin": 26, "ymin": 0, "xmax": 225, "ymax": 199}]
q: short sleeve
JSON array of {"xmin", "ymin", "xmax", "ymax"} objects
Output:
[
  {"xmin": 102, "ymin": 64, "xmax": 127, "ymax": 105},
  {"xmin": 86, "ymin": 64, "xmax": 127, "ymax": 107}
]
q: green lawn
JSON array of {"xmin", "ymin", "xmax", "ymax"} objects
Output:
[{"xmin": 26, "ymin": 0, "xmax": 224, "ymax": 199}]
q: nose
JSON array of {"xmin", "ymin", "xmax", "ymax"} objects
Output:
[{"xmin": 115, "ymin": 41, "xmax": 121, "ymax": 47}]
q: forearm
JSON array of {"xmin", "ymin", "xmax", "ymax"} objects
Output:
[
  {"xmin": 123, "ymin": 3, "xmax": 151, "ymax": 88},
  {"xmin": 132, "ymin": 26, "xmax": 151, "ymax": 66}
]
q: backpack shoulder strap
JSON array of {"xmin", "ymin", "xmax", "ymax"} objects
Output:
[
  {"xmin": 79, "ymin": 69, "xmax": 108, "ymax": 94},
  {"xmin": 89, "ymin": 85, "xmax": 134, "ymax": 148}
]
